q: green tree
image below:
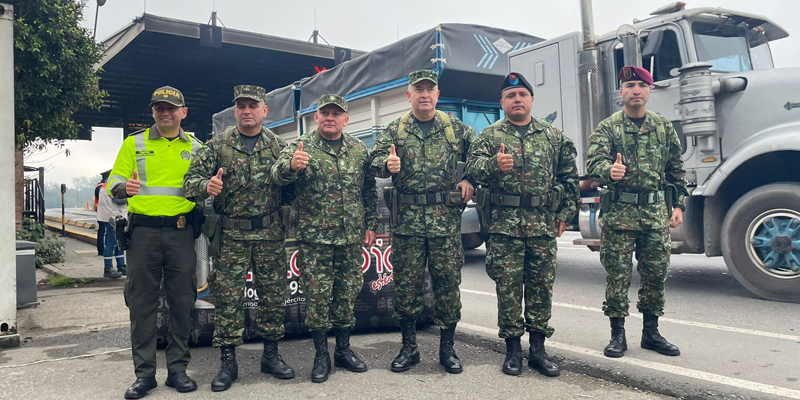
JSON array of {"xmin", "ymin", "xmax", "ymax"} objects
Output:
[
  {"xmin": 13, "ymin": 0, "xmax": 106, "ymax": 150},
  {"xmin": 12, "ymin": 0, "xmax": 106, "ymax": 226}
]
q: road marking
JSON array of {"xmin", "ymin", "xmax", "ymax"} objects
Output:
[
  {"xmin": 0, "ymin": 347, "xmax": 132, "ymax": 369},
  {"xmin": 460, "ymin": 288, "xmax": 800, "ymax": 342},
  {"xmin": 458, "ymin": 321, "xmax": 800, "ymax": 400}
]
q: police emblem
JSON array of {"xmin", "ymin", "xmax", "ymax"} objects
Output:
[{"xmin": 181, "ymin": 150, "xmax": 191, "ymax": 160}]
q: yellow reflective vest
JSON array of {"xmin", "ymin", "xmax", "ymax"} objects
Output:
[{"xmin": 107, "ymin": 126, "xmax": 202, "ymax": 216}]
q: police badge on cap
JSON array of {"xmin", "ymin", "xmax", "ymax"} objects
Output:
[{"xmin": 500, "ymin": 72, "xmax": 533, "ymax": 95}]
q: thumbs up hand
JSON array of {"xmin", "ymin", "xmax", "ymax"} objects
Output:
[
  {"xmin": 207, "ymin": 168, "xmax": 224, "ymax": 196},
  {"xmin": 497, "ymin": 143, "xmax": 515, "ymax": 172},
  {"xmin": 386, "ymin": 144, "xmax": 401, "ymax": 174},
  {"xmin": 291, "ymin": 141, "xmax": 310, "ymax": 171},
  {"xmin": 126, "ymin": 170, "xmax": 141, "ymax": 197},
  {"xmin": 610, "ymin": 153, "xmax": 626, "ymax": 181}
]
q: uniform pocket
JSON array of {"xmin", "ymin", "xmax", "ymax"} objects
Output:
[{"xmin": 123, "ymin": 277, "xmax": 134, "ymax": 308}]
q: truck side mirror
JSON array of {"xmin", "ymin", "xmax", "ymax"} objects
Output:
[{"xmin": 642, "ymin": 29, "xmax": 666, "ymax": 59}]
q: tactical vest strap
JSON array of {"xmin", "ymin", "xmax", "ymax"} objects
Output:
[
  {"xmin": 609, "ymin": 110, "xmax": 669, "ymax": 179},
  {"xmin": 397, "ymin": 110, "xmax": 457, "ymax": 147}
]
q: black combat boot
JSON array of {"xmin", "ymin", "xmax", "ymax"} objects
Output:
[
  {"xmin": 641, "ymin": 314, "xmax": 680, "ymax": 356},
  {"xmin": 502, "ymin": 337, "xmax": 523, "ymax": 376},
  {"xmin": 439, "ymin": 325, "xmax": 463, "ymax": 374},
  {"xmin": 261, "ymin": 339, "xmax": 295, "ymax": 379},
  {"xmin": 123, "ymin": 377, "xmax": 156, "ymax": 399},
  {"xmin": 333, "ymin": 328, "xmax": 368, "ymax": 373},
  {"xmin": 164, "ymin": 371, "xmax": 197, "ymax": 393},
  {"xmin": 391, "ymin": 318, "xmax": 420, "ymax": 372},
  {"xmin": 311, "ymin": 331, "xmax": 331, "ymax": 383},
  {"xmin": 211, "ymin": 346, "xmax": 238, "ymax": 392},
  {"xmin": 604, "ymin": 317, "xmax": 627, "ymax": 358},
  {"xmin": 528, "ymin": 332, "xmax": 560, "ymax": 377}
]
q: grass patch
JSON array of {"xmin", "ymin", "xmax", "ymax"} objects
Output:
[
  {"xmin": 46, "ymin": 275, "xmax": 94, "ymax": 287},
  {"xmin": 47, "ymin": 275, "xmax": 75, "ymax": 287}
]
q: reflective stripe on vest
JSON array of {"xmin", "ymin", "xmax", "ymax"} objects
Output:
[{"xmin": 133, "ymin": 130, "xmax": 192, "ymax": 198}]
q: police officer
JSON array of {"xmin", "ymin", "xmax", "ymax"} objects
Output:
[
  {"xmin": 369, "ymin": 70, "xmax": 474, "ymax": 374},
  {"xmin": 272, "ymin": 94, "xmax": 380, "ymax": 383},
  {"xmin": 466, "ymin": 72, "xmax": 579, "ymax": 377},
  {"xmin": 183, "ymin": 85, "xmax": 296, "ymax": 391},
  {"xmin": 587, "ymin": 66, "xmax": 688, "ymax": 358},
  {"xmin": 107, "ymin": 86, "xmax": 200, "ymax": 398}
]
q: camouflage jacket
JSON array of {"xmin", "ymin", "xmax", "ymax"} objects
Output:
[
  {"xmin": 271, "ymin": 130, "xmax": 380, "ymax": 245},
  {"xmin": 587, "ymin": 110, "xmax": 689, "ymax": 231},
  {"xmin": 369, "ymin": 112, "xmax": 475, "ymax": 237},
  {"xmin": 466, "ymin": 117, "xmax": 579, "ymax": 238},
  {"xmin": 183, "ymin": 126, "xmax": 294, "ymax": 241}
]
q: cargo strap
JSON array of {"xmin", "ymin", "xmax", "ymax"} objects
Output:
[
  {"xmin": 609, "ymin": 190, "xmax": 665, "ymax": 205},
  {"xmin": 490, "ymin": 193, "xmax": 550, "ymax": 208},
  {"xmin": 398, "ymin": 192, "xmax": 448, "ymax": 205},
  {"xmin": 130, "ymin": 213, "xmax": 192, "ymax": 228},
  {"xmin": 221, "ymin": 210, "xmax": 281, "ymax": 231}
]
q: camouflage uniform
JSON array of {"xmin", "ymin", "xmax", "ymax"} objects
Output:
[
  {"xmin": 465, "ymin": 117, "xmax": 579, "ymax": 338},
  {"xmin": 271, "ymin": 107, "xmax": 380, "ymax": 332},
  {"xmin": 369, "ymin": 105, "xmax": 474, "ymax": 329},
  {"xmin": 587, "ymin": 110, "xmax": 688, "ymax": 318},
  {"xmin": 183, "ymin": 118, "xmax": 293, "ymax": 347}
]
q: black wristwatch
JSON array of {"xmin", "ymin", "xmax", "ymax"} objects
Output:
[{"xmin": 674, "ymin": 204, "xmax": 686, "ymax": 211}]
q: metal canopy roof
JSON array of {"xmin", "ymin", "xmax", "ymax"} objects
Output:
[{"xmin": 73, "ymin": 14, "xmax": 363, "ymax": 141}]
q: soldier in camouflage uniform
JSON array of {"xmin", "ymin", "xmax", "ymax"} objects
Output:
[
  {"xmin": 271, "ymin": 94, "xmax": 380, "ymax": 383},
  {"xmin": 466, "ymin": 72, "xmax": 579, "ymax": 377},
  {"xmin": 369, "ymin": 70, "xmax": 475, "ymax": 374},
  {"xmin": 183, "ymin": 85, "xmax": 296, "ymax": 391},
  {"xmin": 587, "ymin": 66, "xmax": 688, "ymax": 359}
]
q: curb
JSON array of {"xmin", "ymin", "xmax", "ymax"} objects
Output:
[
  {"xmin": 450, "ymin": 327, "xmax": 765, "ymax": 400},
  {"xmin": 43, "ymin": 220, "xmax": 97, "ymax": 245},
  {"xmin": 44, "ymin": 215, "xmax": 97, "ymax": 230}
]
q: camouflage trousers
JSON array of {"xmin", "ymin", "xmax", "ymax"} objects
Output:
[
  {"xmin": 600, "ymin": 227, "xmax": 671, "ymax": 318},
  {"xmin": 392, "ymin": 234, "xmax": 462, "ymax": 329},
  {"xmin": 486, "ymin": 233, "xmax": 557, "ymax": 339},
  {"xmin": 212, "ymin": 236, "xmax": 287, "ymax": 347},
  {"xmin": 297, "ymin": 241, "xmax": 364, "ymax": 332}
]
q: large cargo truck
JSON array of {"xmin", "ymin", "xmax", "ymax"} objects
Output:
[{"xmin": 509, "ymin": 1, "xmax": 800, "ymax": 302}]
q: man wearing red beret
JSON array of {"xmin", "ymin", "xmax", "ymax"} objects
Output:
[{"xmin": 586, "ymin": 65, "xmax": 689, "ymax": 358}]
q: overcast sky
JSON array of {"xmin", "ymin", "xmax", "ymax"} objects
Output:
[{"xmin": 26, "ymin": 0, "xmax": 800, "ymax": 188}]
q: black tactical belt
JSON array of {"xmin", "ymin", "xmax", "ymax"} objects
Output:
[
  {"xmin": 398, "ymin": 192, "xmax": 448, "ymax": 205},
  {"xmin": 130, "ymin": 213, "xmax": 192, "ymax": 228},
  {"xmin": 610, "ymin": 190, "xmax": 665, "ymax": 205},
  {"xmin": 221, "ymin": 210, "xmax": 281, "ymax": 231},
  {"xmin": 490, "ymin": 193, "xmax": 549, "ymax": 208}
]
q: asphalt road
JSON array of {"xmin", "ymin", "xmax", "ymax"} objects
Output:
[
  {"xmin": 459, "ymin": 231, "xmax": 800, "ymax": 400},
  {"xmin": 3, "ymin": 286, "xmax": 670, "ymax": 400}
]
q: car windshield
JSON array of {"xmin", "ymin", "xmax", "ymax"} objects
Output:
[{"xmin": 693, "ymin": 21, "xmax": 753, "ymax": 72}]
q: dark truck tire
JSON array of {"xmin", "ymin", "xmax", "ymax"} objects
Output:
[
  {"xmin": 721, "ymin": 183, "xmax": 800, "ymax": 303},
  {"xmin": 461, "ymin": 233, "xmax": 485, "ymax": 250}
]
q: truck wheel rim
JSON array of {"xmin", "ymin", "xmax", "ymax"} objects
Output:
[{"xmin": 746, "ymin": 209, "xmax": 800, "ymax": 278}]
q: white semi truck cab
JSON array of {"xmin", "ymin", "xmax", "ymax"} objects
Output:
[{"xmin": 509, "ymin": 1, "xmax": 800, "ymax": 302}]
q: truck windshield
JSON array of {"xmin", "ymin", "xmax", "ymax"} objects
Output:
[{"xmin": 693, "ymin": 21, "xmax": 752, "ymax": 72}]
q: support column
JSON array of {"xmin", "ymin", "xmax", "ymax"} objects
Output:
[{"xmin": 0, "ymin": 3, "xmax": 20, "ymax": 348}]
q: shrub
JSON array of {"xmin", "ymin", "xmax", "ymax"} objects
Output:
[{"xmin": 16, "ymin": 218, "xmax": 65, "ymax": 267}]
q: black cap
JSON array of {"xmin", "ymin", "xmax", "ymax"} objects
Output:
[{"xmin": 500, "ymin": 72, "xmax": 533, "ymax": 95}]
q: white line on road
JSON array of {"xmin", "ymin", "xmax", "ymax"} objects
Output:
[
  {"xmin": 458, "ymin": 322, "xmax": 800, "ymax": 400},
  {"xmin": 460, "ymin": 288, "xmax": 800, "ymax": 342},
  {"xmin": 0, "ymin": 347, "xmax": 132, "ymax": 369}
]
